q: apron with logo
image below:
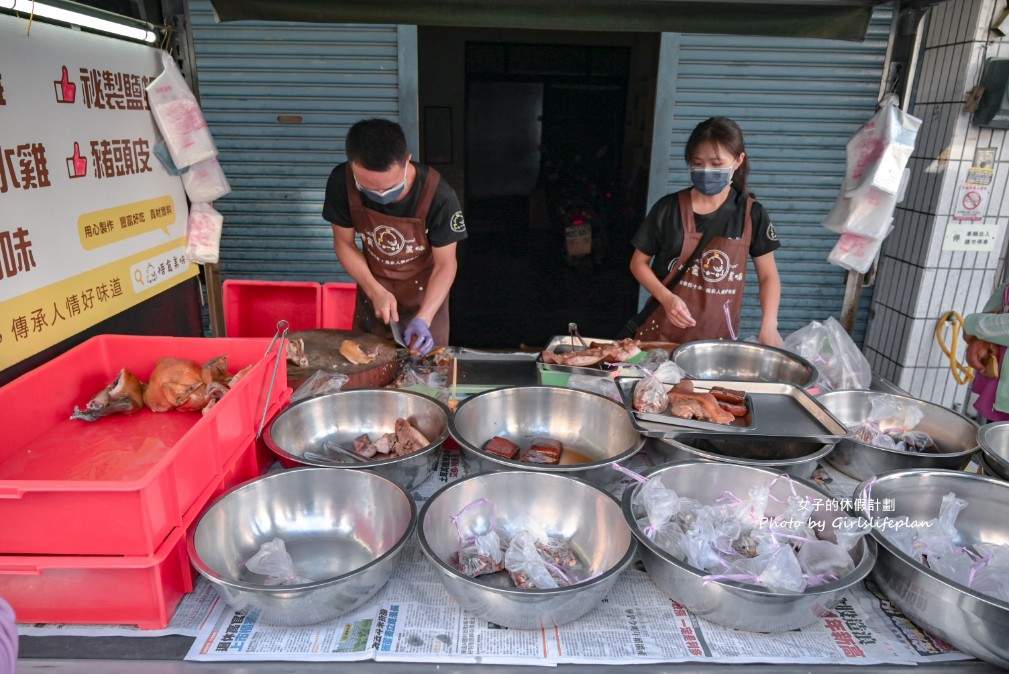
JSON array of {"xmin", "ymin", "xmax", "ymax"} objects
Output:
[
  {"xmin": 346, "ymin": 166, "xmax": 450, "ymax": 346},
  {"xmin": 971, "ymin": 283, "xmax": 1009, "ymax": 422},
  {"xmin": 635, "ymin": 190, "xmax": 753, "ymax": 344}
]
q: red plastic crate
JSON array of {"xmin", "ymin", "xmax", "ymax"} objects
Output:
[
  {"xmin": 321, "ymin": 281, "xmax": 358, "ymax": 329},
  {"xmin": 0, "ymin": 472, "xmax": 219, "ymax": 629},
  {"xmin": 0, "ymin": 335, "xmax": 290, "ymax": 556},
  {"xmin": 223, "ymin": 279, "xmax": 322, "ymax": 337}
]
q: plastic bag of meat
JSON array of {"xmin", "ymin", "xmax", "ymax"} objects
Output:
[
  {"xmin": 504, "ymin": 530, "xmax": 570, "ymax": 589},
  {"xmin": 245, "ymin": 538, "xmax": 313, "ymax": 585},
  {"xmin": 632, "ymin": 370, "xmax": 668, "ymax": 414},
  {"xmin": 451, "ymin": 498, "xmax": 505, "ymax": 577}
]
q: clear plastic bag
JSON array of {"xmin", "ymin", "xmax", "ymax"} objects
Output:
[
  {"xmin": 452, "ymin": 498, "xmax": 505, "ymax": 577},
  {"xmin": 632, "ymin": 370, "xmax": 668, "ymax": 414},
  {"xmin": 783, "ymin": 316, "xmax": 872, "ymax": 391},
  {"xmin": 844, "ymin": 94, "xmax": 922, "ymax": 197},
  {"xmin": 567, "ymin": 374, "xmax": 621, "ymax": 402},
  {"xmin": 182, "ymin": 156, "xmax": 232, "ymax": 203},
  {"xmin": 291, "ymin": 370, "xmax": 350, "ymax": 403},
  {"xmin": 505, "ymin": 530, "xmax": 564, "ymax": 589},
  {"xmin": 827, "ymin": 229, "xmax": 889, "ymax": 274},
  {"xmin": 145, "ymin": 51, "xmax": 218, "ymax": 168},
  {"xmin": 851, "ymin": 395, "xmax": 937, "ymax": 452},
  {"xmin": 245, "ymin": 538, "xmax": 313, "ymax": 585},
  {"xmin": 185, "ymin": 203, "xmax": 223, "ymax": 264}
]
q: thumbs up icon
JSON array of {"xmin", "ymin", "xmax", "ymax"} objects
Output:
[
  {"xmin": 66, "ymin": 142, "xmax": 87, "ymax": 178},
  {"xmin": 54, "ymin": 65, "xmax": 77, "ymax": 104}
]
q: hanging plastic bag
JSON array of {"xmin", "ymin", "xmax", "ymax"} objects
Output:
[
  {"xmin": 146, "ymin": 51, "xmax": 218, "ymax": 168},
  {"xmin": 827, "ymin": 229, "xmax": 890, "ymax": 274},
  {"xmin": 821, "ymin": 190, "xmax": 896, "ymax": 239},
  {"xmin": 844, "ymin": 94, "xmax": 922, "ymax": 197},
  {"xmin": 245, "ymin": 538, "xmax": 313, "ymax": 585},
  {"xmin": 182, "ymin": 156, "xmax": 232, "ymax": 203},
  {"xmin": 783, "ymin": 316, "xmax": 872, "ymax": 391},
  {"xmin": 185, "ymin": 203, "xmax": 223, "ymax": 264}
]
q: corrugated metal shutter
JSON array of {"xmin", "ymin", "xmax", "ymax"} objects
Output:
[
  {"xmin": 654, "ymin": 6, "xmax": 892, "ymax": 344},
  {"xmin": 188, "ymin": 0, "xmax": 405, "ymax": 283}
]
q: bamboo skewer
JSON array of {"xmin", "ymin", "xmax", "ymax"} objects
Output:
[{"xmin": 448, "ymin": 355, "xmax": 459, "ymax": 410}]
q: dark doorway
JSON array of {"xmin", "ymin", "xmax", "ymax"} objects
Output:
[{"xmin": 450, "ymin": 41, "xmax": 643, "ymax": 349}]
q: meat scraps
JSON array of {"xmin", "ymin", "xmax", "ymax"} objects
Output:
[
  {"xmin": 667, "ymin": 380, "xmax": 735, "ymax": 425},
  {"xmin": 351, "ymin": 418, "xmax": 431, "ymax": 458}
]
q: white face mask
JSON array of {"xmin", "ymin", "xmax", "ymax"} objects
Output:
[{"xmin": 354, "ymin": 163, "xmax": 408, "ymax": 204}]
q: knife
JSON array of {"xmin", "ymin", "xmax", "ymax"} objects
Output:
[{"xmin": 389, "ymin": 320, "xmax": 408, "ymax": 348}]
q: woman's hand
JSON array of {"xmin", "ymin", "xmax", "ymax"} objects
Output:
[
  {"xmin": 662, "ymin": 293, "xmax": 696, "ymax": 329},
  {"xmin": 758, "ymin": 326, "xmax": 784, "ymax": 348},
  {"xmin": 967, "ymin": 335, "xmax": 996, "ymax": 371}
]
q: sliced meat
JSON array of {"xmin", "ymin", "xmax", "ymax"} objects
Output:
[
  {"xmin": 521, "ymin": 437, "xmax": 563, "ymax": 464},
  {"xmin": 352, "ymin": 433, "xmax": 377, "ymax": 457},
  {"xmin": 372, "ymin": 434, "xmax": 394, "ymax": 455},
  {"xmin": 339, "ymin": 339, "xmax": 374, "ymax": 365},
  {"xmin": 484, "ymin": 435, "xmax": 521, "ymax": 460},
  {"xmin": 668, "ymin": 390, "xmax": 735, "ymax": 425},
  {"xmin": 392, "ymin": 418, "xmax": 431, "ymax": 456},
  {"xmin": 717, "ymin": 401, "xmax": 748, "ymax": 417},
  {"xmin": 710, "ymin": 386, "xmax": 746, "ymax": 404}
]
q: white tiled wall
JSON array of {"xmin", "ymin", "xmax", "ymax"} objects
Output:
[{"xmin": 866, "ymin": 0, "xmax": 1009, "ymax": 412}]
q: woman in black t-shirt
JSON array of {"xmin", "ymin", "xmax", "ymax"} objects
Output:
[{"xmin": 629, "ymin": 117, "xmax": 783, "ymax": 346}]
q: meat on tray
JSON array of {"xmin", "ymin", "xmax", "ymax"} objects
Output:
[
  {"xmin": 484, "ymin": 435, "xmax": 521, "ymax": 460},
  {"xmin": 540, "ymin": 338, "xmax": 641, "ymax": 367},
  {"xmin": 521, "ymin": 437, "xmax": 563, "ymax": 464},
  {"xmin": 667, "ymin": 381, "xmax": 735, "ymax": 425}
]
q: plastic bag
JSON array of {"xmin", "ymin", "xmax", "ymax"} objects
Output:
[
  {"xmin": 821, "ymin": 189, "xmax": 896, "ymax": 239},
  {"xmin": 505, "ymin": 530, "xmax": 566, "ymax": 589},
  {"xmin": 844, "ymin": 94, "xmax": 922, "ymax": 197},
  {"xmin": 145, "ymin": 51, "xmax": 218, "ymax": 168},
  {"xmin": 632, "ymin": 370, "xmax": 668, "ymax": 414},
  {"xmin": 182, "ymin": 156, "xmax": 232, "ymax": 203},
  {"xmin": 851, "ymin": 395, "xmax": 937, "ymax": 452},
  {"xmin": 452, "ymin": 498, "xmax": 505, "ymax": 577},
  {"xmin": 185, "ymin": 203, "xmax": 223, "ymax": 264},
  {"xmin": 783, "ymin": 316, "xmax": 872, "ymax": 391},
  {"xmin": 245, "ymin": 538, "xmax": 313, "ymax": 585},
  {"xmin": 827, "ymin": 229, "xmax": 889, "ymax": 274},
  {"xmin": 567, "ymin": 374, "xmax": 621, "ymax": 402},
  {"xmin": 291, "ymin": 370, "xmax": 349, "ymax": 403}
]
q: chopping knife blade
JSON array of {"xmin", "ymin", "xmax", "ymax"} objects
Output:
[{"xmin": 390, "ymin": 320, "xmax": 408, "ymax": 348}]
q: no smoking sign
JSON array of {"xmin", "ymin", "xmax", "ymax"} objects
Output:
[{"xmin": 953, "ymin": 179, "xmax": 990, "ymax": 221}]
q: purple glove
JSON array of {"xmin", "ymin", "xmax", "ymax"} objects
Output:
[
  {"xmin": 404, "ymin": 317, "xmax": 434, "ymax": 355},
  {"xmin": 0, "ymin": 596, "xmax": 16, "ymax": 674}
]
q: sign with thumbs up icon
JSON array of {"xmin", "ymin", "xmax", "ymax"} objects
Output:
[
  {"xmin": 53, "ymin": 65, "xmax": 76, "ymax": 104},
  {"xmin": 1, "ymin": 15, "xmax": 195, "ymax": 371}
]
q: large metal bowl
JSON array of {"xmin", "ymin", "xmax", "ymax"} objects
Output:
[
  {"xmin": 817, "ymin": 389, "xmax": 978, "ymax": 481},
  {"xmin": 449, "ymin": 386, "xmax": 645, "ymax": 490},
  {"xmin": 263, "ymin": 388, "xmax": 449, "ymax": 492},
  {"xmin": 854, "ymin": 469, "xmax": 1009, "ymax": 668},
  {"xmin": 673, "ymin": 340, "xmax": 818, "ymax": 388},
  {"xmin": 977, "ymin": 422, "xmax": 1009, "ymax": 481},
  {"xmin": 188, "ymin": 467, "xmax": 416, "ymax": 626},
  {"xmin": 647, "ymin": 434, "xmax": 834, "ymax": 479},
  {"xmin": 622, "ymin": 460, "xmax": 876, "ymax": 632},
  {"xmin": 418, "ymin": 470, "xmax": 636, "ymax": 628}
]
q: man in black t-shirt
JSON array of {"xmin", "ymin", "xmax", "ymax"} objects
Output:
[{"xmin": 322, "ymin": 119, "xmax": 466, "ymax": 352}]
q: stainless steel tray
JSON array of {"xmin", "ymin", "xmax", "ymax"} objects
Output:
[
  {"xmin": 536, "ymin": 335, "xmax": 620, "ymax": 378},
  {"xmin": 614, "ymin": 376, "xmax": 848, "ymax": 444}
]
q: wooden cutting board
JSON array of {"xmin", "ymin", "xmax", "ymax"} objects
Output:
[{"xmin": 286, "ymin": 329, "xmax": 399, "ymax": 389}]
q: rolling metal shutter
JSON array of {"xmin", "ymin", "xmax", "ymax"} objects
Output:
[
  {"xmin": 652, "ymin": 6, "xmax": 892, "ymax": 344},
  {"xmin": 188, "ymin": 0, "xmax": 411, "ymax": 283}
]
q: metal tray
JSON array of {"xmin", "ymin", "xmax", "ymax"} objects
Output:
[
  {"xmin": 614, "ymin": 376, "xmax": 848, "ymax": 444},
  {"xmin": 537, "ymin": 335, "xmax": 621, "ymax": 378}
]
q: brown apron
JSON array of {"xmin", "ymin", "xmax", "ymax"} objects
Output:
[
  {"xmin": 346, "ymin": 165, "xmax": 451, "ymax": 346},
  {"xmin": 635, "ymin": 190, "xmax": 753, "ymax": 343}
]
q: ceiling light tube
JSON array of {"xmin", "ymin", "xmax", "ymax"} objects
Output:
[{"xmin": 1, "ymin": 0, "xmax": 157, "ymax": 43}]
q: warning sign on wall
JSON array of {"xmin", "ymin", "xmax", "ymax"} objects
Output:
[{"xmin": 952, "ymin": 166, "xmax": 993, "ymax": 222}]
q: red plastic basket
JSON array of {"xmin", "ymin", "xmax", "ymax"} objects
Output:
[
  {"xmin": 223, "ymin": 279, "xmax": 322, "ymax": 337},
  {"xmin": 321, "ymin": 281, "xmax": 358, "ymax": 329},
  {"xmin": 0, "ymin": 335, "xmax": 290, "ymax": 556}
]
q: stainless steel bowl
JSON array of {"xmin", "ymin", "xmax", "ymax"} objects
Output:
[
  {"xmin": 977, "ymin": 422, "xmax": 1009, "ymax": 481},
  {"xmin": 673, "ymin": 340, "xmax": 818, "ymax": 388},
  {"xmin": 264, "ymin": 388, "xmax": 449, "ymax": 492},
  {"xmin": 449, "ymin": 386, "xmax": 645, "ymax": 490},
  {"xmin": 188, "ymin": 467, "xmax": 416, "ymax": 626},
  {"xmin": 976, "ymin": 452, "xmax": 1003, "ymax": 480},
  {"xmin": 854, "ymin": 469, "xmax": 1009, "ymax": 668},
  {"xmin": 647, "ymin": 434, "xmax": 833, "ymax": 479},
  {"xmin": 817, "ymin": 389, "xmax": 978, "ymax": 481},
  {"xmin": 622, "ymin": 460, "xmax": 876, "ymax": 632},
  {"xmin": 418, "ymin": 470, "xmax": 636, "ymax": 628}
]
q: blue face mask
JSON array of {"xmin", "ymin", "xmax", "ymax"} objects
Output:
[
  {"xmin": 355, "ymin": 164, "xmax": 408, "ymax": 205},
  {"xmin": 689, "ymin": 166, "xmax": 734, "ymax": 196}
]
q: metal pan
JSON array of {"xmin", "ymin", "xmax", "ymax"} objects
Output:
[{"xmin": 614, "ymin": 376, "xmax": 847, "ymax": 444}]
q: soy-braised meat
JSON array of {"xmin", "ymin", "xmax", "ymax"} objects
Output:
[{"xmin": 667, "ymin": 381, "xmax": 735, "ymax": 425}]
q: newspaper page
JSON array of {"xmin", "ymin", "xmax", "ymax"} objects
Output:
[{"xmin": 185, "ymin": 452, "xmax": 970, "ymax": 666}]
